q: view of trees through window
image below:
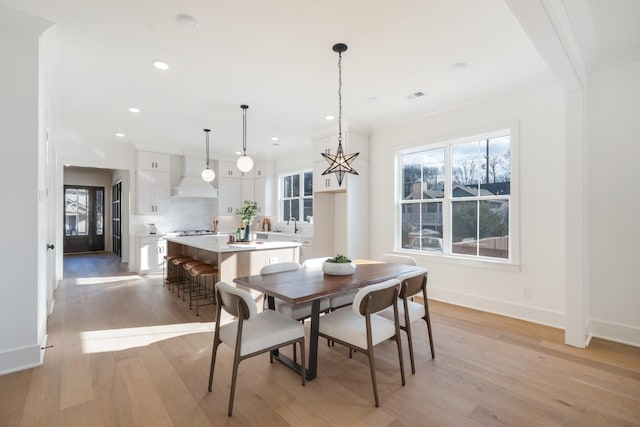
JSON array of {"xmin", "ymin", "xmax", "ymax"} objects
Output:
[
  {"xmin": 399, "ymin": 131, "xmax": 511, "ymax": 260},
  {"xmin": 281, "ymin": 171, "xmax": 313, "ymax": 222}
]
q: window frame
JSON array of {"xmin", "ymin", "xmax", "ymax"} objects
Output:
[
  {"xmin": 396, "ymin": 125, "xmax": 520, "ymax": 267},
  {"xmin": 279, "ymin": 169, "xmax": 313, "ymax": 222}
]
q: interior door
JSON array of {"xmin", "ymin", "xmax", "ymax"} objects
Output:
[
  {"xmin": 112, "ymin": 181, "xmax": 122, "ymax": 257},
  {"xmin": 64, "ymin": 185, "xmax": 105, "ymax": 253}
]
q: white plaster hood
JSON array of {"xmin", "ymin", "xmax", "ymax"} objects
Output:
[{"xmin": 172, "ymin": 156, "xmax": 218, "ymax": 198}]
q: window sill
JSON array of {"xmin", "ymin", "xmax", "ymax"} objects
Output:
[{"xmin": 395, "ymin": 249, "xmax": 521, "ymax": 273}]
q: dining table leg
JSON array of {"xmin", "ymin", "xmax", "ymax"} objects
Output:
[{"xmin": 307, "ymin": 299, "xmax": 321, "ymax": 380}]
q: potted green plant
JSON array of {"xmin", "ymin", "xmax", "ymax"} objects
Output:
[
  {"xmin": 235, "ymin": 200, "xmax": 259, "ymax": 241},
  {"xmin": 322, "ymin": 254, "xmax": 356, "ymax": 275}
]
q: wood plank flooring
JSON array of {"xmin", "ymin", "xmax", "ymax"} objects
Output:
[{"xmin": 1, "ymin": 253, "xmax": 639, "ymax": 426}]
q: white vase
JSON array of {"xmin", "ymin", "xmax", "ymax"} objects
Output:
[{"xmin": 322, "ymin": 261, "xmax": 356, "ymax": 275}]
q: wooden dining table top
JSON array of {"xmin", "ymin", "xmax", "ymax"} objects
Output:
[{"xmin": 233, "ymin": 259, "xmax": 422, "ymax": 304}]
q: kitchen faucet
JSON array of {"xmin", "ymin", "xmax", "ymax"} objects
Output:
[{"xmin": 287, "ymin": 217, "xmax": 298, "ymax": 234}]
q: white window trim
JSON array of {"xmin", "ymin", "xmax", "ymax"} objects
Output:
[
  {"xmin": 395, "ymin": 122, "xmax": 520, "ymax": 269},
  {"xmin": 278, "ymin": 169, "xmax": 313, "ymax": 222}
]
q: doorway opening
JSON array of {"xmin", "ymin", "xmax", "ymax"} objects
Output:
[{"xmin": 64, "ymin": 185, "xmax": 105, "ymax": 253}]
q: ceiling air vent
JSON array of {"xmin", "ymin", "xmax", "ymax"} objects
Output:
[{"xmin": 405, "ymin": 91, "xmax": 425, "ymax": 100}]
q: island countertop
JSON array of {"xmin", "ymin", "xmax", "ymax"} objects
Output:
[
  {"xmin": 164, "ymin": 235, "xmax": 301, "ymax": 253},
  {"xmin": 165, "ymin": 235, "xmax": 301, "ymax": 286}
]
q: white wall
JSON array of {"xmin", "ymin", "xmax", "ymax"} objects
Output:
[
  {"xmin": 588, "ymin": 59, "xmax": 640, "ymax": 346},
  {"xmin": 370, "ymin": 81, "xmax": 568, "ymax": 328},
  {"xmin": 0, "ymin": 5, "xmax": 51, "ymax": 374}
]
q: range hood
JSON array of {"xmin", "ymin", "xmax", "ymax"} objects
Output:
[{"xmin": 171, "ymin": 156, "xmax": 218, "ymax": 198}]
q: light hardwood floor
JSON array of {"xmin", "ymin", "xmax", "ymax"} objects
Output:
[{"xmin": 1, "ymin": 253, "xmax": 639, "ymax": 426}]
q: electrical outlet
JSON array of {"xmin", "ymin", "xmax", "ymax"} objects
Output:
[{"xmin": 522, "ymin": 288, "xmax": 531, "ymax": 298}]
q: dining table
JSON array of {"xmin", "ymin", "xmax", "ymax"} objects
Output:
[{"xmin": 233, "ymin": 259, "xmax": 421, "ymax": 380}]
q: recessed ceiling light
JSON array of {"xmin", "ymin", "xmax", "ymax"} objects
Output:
[
  {"xmin": 325, "ymin": 115, "xmax": 335, "ymax": 121},
  {"xmin": 271, "ymin": 137, "xmax": 279, "ymax": 141},
  {"xmin": 451, "ymin": 62, "xmax": 468, "ymax": 71},
  {"xmin": 152, "ymin": 60, "xmax": 169, "ymax": 70},
  {"xmin": 115, "ymin": 132, "xmax": 125, "ymax": 138},
  {"xmin": 128, "ymin": 107, "xmax": 141, "ymax": 113},
  {"xmin": 234, "ymin": 151, "xmax": 242, "ymax": 155},
  {"xmin": 175, "ymin": 13, "xmax": 199, "ymax": 31}
]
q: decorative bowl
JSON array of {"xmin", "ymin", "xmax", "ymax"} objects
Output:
[{"xmin": 322, "ymin": 260, "xmax": 356, "ymax": 275}]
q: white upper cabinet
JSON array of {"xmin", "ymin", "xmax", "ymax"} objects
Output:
[
  {"xmin": 218, "ymin": 160, "xmax": 239, "ymax": 178},
  {"xmin": 136, "ymin": 151, "xmax": 170, "ymax": 214},
  {"xmin": 137, "ymin": 169, "xmax": 170, "ymax": 214},
  {"xmin": 137, "ymin": 151, "xmax": 170, "ymax": 172}
]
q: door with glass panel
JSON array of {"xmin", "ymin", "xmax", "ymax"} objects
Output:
[{"xmin": 64, "ymin": 186, "xmax": 105, "ymax": 253}]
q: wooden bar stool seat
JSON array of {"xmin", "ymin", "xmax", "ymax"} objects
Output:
[
  {"xmin": 170, "ymin": 256, "xmax": 196, "ymax": 295},
  {"xmin": 189, "ymin": 264, "xmax": 218, "ymax": 315},
  {"xmin": 163, "ymin": 254, "xmax": 190, "ymax": 289}
]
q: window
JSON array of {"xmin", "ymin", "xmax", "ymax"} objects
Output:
[
  {"xmin": 398, "ymin": 130, "xmax": 512, "ymax": 261},
  {"xmin": 281, "ymin": 171, "xmax": 313, "ymax": 222}
]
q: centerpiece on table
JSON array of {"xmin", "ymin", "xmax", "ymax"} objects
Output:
[
  {"xmin": 235, "ymin": 200, "xmax": 259, "ymax": 242},
  {"xmin": 322, "ymin": 254, "xmax": 356, "ymax": 275}
]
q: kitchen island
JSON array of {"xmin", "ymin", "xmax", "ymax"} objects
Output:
[{"xmin": 165, "ymin": 235, "xmax": 301, "ymax": 286}]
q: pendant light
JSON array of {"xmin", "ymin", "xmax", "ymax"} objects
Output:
[
  {"xmin": 237, "ymin": 104, "xmax": 254, "ymax": 173},
  {"xmin": 201, "ymin": 128, "xmax": 216, "ymax": 182},
  {"xmin": 321, "ymin": 43, "xmax": 359, "ymax": 186}
]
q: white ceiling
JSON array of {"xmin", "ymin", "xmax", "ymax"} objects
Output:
[{"xmin": 3, "ymin": 0, "xmax": 635, "ymax": 161}]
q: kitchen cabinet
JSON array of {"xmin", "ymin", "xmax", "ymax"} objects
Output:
[
  {"xmin": 137, "ymin": 151, "xmax": 170, "ymax": 172},
  {"xmin": 217, "ymin": 176, "xmax": 242, "ymax": 215},
  {"xmin": 218, "ymin": 160, "xmax": 239, "ymax": 178},
  {"xmin": 137, "ymin": 169, "xmax": 170, "ymax": 214},
  {"xmin": 137, "ymin": 235, "xmax": 166, "ymax": 273},
  {"xmin": 312, "ymin": 127, "xmax": 370, "ymax": 259},
  {"xmin": 136, "ymin": 151, "xmax": 170, "ymax": 214},
  {"xmin": 216, "ymin": 159, "xmax": 273, "ymax": 217}
]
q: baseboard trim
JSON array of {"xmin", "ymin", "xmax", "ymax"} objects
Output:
[
  {"xmin": 590, "ymin": 318, "xmax": 640, "ymax": 347},
  {"xmin": 0, "ymin": 338, "xmax": 45, "ymax": 376},
  {"xmin": 428, "ymin": 287, "xmax": 565, "ymax": 329}
]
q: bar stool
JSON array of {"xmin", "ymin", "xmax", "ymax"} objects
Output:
[
  {"xmin": 181, "ymin": 260, "xmax": 209, "ymax": 302},
  {"xmin": 170, "ymin": 256, "xmax": 196, "ymax": 295},
  {"xmin": 163, "ymin": 254, "xmax": 187, "ymax": 289},
  {"xmin": 189, "ymin": 263, "xmax": 218, "ymax": 315}
]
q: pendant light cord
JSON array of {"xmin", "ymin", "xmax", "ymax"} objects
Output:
[
  {"xmin": 242, "ymin": 105, "xmax": 248, "ymax": 156},
  {"xmin": 204, "ymin": 129, "xmax": 211, "ymax": 168},
  {"xmin": 338, "ymin": 51, "xmax": 343, "ymax": 146}
]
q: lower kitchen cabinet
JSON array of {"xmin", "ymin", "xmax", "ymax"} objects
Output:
[{"xmin": 137, "ymin": 235, "xmax": 166, "ymax": 273}]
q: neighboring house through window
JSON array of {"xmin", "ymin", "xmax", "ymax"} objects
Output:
[
  {"xmin": 281, "ymin": 170, "xmax": 313, "ymax": 222},
  {"xmin": 398, "ymin": 129, "xmax": 513, "ymax": 261}
]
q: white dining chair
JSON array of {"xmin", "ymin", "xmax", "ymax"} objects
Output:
[
  {"xmin": 379, "ymin": 253, "xmax": 417, "ymax": 266},
  {"xmin": 318, "ymin": 279, "xmax": 405, "ymax": 407},
  {"xmin": 208, "ymin": 281, "xmax": 306, "ymax": 416},
  {"xmin": 378, "ymin": 267, "xmax": 435, "ymax": 374}
]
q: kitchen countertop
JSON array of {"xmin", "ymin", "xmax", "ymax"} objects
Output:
[
  {"xmin": 165, "ymin": 235, "xmax": 301, "ymax": 253},
  {"xmin": 254, "ymin": 231, "xmax": 313, "ymax": 239}
]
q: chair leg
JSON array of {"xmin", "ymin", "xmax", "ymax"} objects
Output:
[
  {"xmin": 228, "ymin": 353, "xmax": 241, "ymax": 416},
  {"xmin": 424, "ymin": 304, "xmax": 435, "ymax": 359},
  {"xmin": 395, "ymin": 336, "xmax": 406, "ymax": 386},
  {"xmin": 404, "ymin": 322, "xmax": 416, "ymax": 374},
  {"xmin": 299, "ymin": 340, "xmax": 306, "ymax": 386},
  {"xmin": 208, "ymin": 340, "xmax": 220, "ymax": 392},
  {"xmin": 367, "ymin": 349, "xmax": 380, "ymax": 407}
]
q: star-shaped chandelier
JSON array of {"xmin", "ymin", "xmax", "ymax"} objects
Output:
[{"xmin": 322, "ymin": 43, "xmax": 359, "ymax": 186}]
